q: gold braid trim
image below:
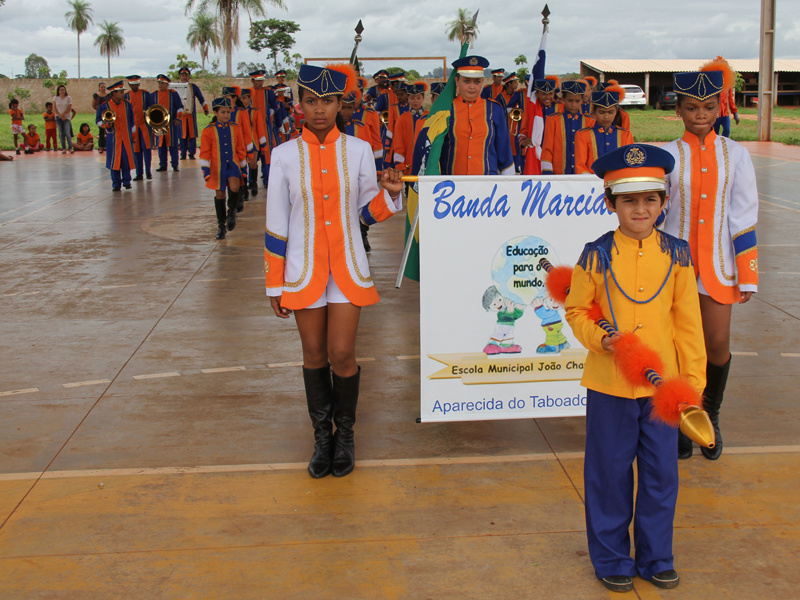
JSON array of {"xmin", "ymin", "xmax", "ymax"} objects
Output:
[
  {"xmin": 284, "ymin": 138, "xmax": 310, "ymax": 288},
  {"xmin": 718, "ymin": 139, "xmax": 736, "ymax": 282},
  {"xmin": 341, "ymin": 135, "xmax": 372, "ymax": 285}
]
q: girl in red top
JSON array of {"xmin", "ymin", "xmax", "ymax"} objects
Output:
[{"xmin": 8, "ymin": 99, "xmax": 24, "ymax": 155}]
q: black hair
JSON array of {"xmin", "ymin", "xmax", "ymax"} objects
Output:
[
  {"xmin": 298, "ymin": 87, "xmax": 346, "ymax": 133},
  {"xmin": 45, "ymin": 101, "xmax": 53, "ymax": 108},
  {"xmin": 676, "ymin": 93, "xmax": 720, "ymax": 107},
  {"xmin": 604, "ymin": 189, "xmax": 666, "ymax": 208},
  {"xmin": 9, "ymin": 98, "xmax": 18, "ymax": 108},
  {"xmin": 79, "ymin": 122, "xmax": 90, "ymax": 134},
  {"xmin": 56, "ymin": 85, "xmax": 68, "ymax": 96}
]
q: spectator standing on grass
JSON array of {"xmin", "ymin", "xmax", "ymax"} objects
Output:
[
  {"xmin": 92, "ymin": 82, "xmax": 110, "ymax": 154},
  {"xmin": 43, "ymin": 102, "xmax": 58, "ymax": 151},
  {"xmin": 8, "ymin": 98, "xmax": 24, "ymax": 155},
  {"xmin": 53, "ymin": 85, "xmax": 75, "ymax": 154}
]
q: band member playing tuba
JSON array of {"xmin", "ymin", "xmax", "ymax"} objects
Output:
[
  {"xmin": 177, "ymin": 67, "xmax": 209, "ymax": 160},
  {"xmin": 150, "ymin": 74, "xmax": 184, "ymax": 172}
]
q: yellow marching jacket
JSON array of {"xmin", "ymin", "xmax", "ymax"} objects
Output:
[
  {"xmin": 565, "ymin": 229, "xmax": 707, "ymax": 399},
  {"xmin": 265, "ymin": 127, "xmax": 403, "ymax": 309}
]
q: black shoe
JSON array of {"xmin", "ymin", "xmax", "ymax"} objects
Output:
[
  {"xmin": 331, "ymin": 367, "xmax": 360, "ymax": 477},
  {"xmin": 172, "ymin": 166, "xmax": 180, "ymax": 172},
  {"xmin": 146, "ymin": 173, "xmax": 153, "ymax": 180},
  {"xmin": 123, "ymin": 184, "xmax": 132, "ymax": 190},
  {"xmin": 189, "ymin": 156, "xmax": 196, "ymax": 160},
  {"xmin": 701, "ymin": 358, "xmax": 731, "ymax": 460},
  {"xmin": 304, "ymin": 365, "xmax": 334, "ymax": 479},
  {"xmin": 15, "ymin": 149, "xmax": 21, "ymax": 155},
  {"xmin": 214, "ymin": 197, "xmax": 227, "ymax": 239},
  {"xmin": 226, "ymin": 190, "xmax": 238, "ymax": 231},
  {"xmin": 180, "ymin": 155, "xmax": 187, "ymax": 160},
  {"xmin": 215, "ymin": 222, "xmax": 226, "ymax": 239},
  {"xmin": 678, "ymin": 431, "xmax": 693, "ymax": 459},
  {"xmin": 600, "ymin": 576, "xmax": 634, "ymax": 593},
  {"xmin": 650, "ymin": 570, "xmax": 680, "ymax": 589},
  {"xmin": 250, "ymin": 179, "xmax": 258, "ymax": 196},
  {"xmin": 133, "ymin": 175, "xmax": 144, "ymax": 181},
  {"xmin": 112, "ymin": 187, "xmax": 121, "ymax": 192},
  {"xmin": 156, "ymin": 166, "xmax": 167, "ymax": 172}
]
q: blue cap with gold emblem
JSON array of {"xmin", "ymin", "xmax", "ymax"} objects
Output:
[
  {"xmin": 222, "ymin": 86, "xmax": 239, "ymax": 96},
  {"xmin": 592, "ymin": 144, "xmax": 676, "ymax": 195},
  {"xmin": 491, "ymin": 68, "xmax": 505, "ymax": 76},
  {"xmin": 673, "ymin": 71, "xmax": 724, "ymax": 101},
  {"xmin": 249, "ymin": 69, "xmax": 266, "ymax": 80},
  {"xmin": 126, "ymin": 75, "xmax": 142, "ymax": 82},
  {"xmin": 591, "ymin": 90, "xmax": 621, "ymax": 107},
  {"xmin": 297, "ymin": 64, "xmax": 353, "ymax": 97},
  {"xmin": 179, "ymin": 67, "xmax": 191, "ymax": 75},
  {"xmin": 561, "ymin": 80, "xmax": 587, "ymax": 96},
  {"xmin": 534, "ymin": 78, "xmax": 558, "ymax": 93},
  {"xmin": 107, "ymin": 80, "xmax": 125, "ymax": 92},
  {"xmin": 452, "ymin": 55, "xmax": 489, "ymax": 78},
  {"xmin": 430, "ymin": 82, "xmax": 446, "ymax": 96},
  {"xmin": 373, "ymin": 69, "xmax": 389, "ymax": 79},
  {"xmin": 156, "ymin": 74, "xmax": 171, "ymax": 83},
  {"xmin": 407, "ymin": 82, "xmax": 428, "ymax": 96},
  {"xmin": 502, "ymin": 72, "xmax": 518, "ymax": 85},
  {"xmin": 212, "ymin": 97, "xmax": 231, "ymax": 109}
]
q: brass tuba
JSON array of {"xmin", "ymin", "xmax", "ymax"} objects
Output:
[
  {"xmin": 380, "ymin": 110, "xmax": 389, "ymax": 125},
  {"xmin": 510, "ymin": 108, "xmax": 523, "ymax": 122},
  {"xmin": 146, "ymin": 104, "xmax": 171, "ymax": 136},
  {"xmin": 102, "ymin": 109, "xmax": 116, "ymax": 125}
]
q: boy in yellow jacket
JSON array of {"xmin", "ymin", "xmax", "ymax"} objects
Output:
[{"xmin": 565, "ymin": 144, "xmax": 706, "ymax": 594}]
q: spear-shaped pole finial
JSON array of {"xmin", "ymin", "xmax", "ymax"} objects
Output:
[
  {"xmin": 350, "ymin": 20, "xmax": 364, "ymax": 71},
  {"xmin": 542, "ymin": 4, "xmax": 550, "ymax": 33}
]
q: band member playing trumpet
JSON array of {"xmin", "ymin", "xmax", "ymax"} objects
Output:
[
  {"xmin": 177, "ymin": 67, "xmax": 209, "ymax": 160},
  {"xmin": 496, "ymin": 72, "xmax": 528, "ymax": 173},
  {"xmin": 96, "ymin": 81, "xmax": 136, "ymax": 191},
  {"xmin": 125, "ymin": 75, "xmax": 153, "ymax": 180},
  {"xmin": 150, "ymin": 74, "xmax": 184, "ymax": 172}
]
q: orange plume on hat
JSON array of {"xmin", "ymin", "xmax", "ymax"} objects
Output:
[
  {"xmin": 700, "ymin": 56, "xmax": 735, "ymax": 92},
  {"xmin": 417, "ymin": 81, "xmax": 429, "ymax": 91},
  {"xmin": 584, "ymin": 75, "xmax": 598, "ymax": 87},
  {"xmin": 231, "ymin": 85, "xmax": 242, "ymax": 97},
  {"xmin": 606, "ymin": 79, "xmax": 619, "ymax": 87},
  {"xmin": 357, "ymin": 76, "xmax": 368, "ymax": 89},
  {"xmin": 545, "ymin": 74, "xmax": 561, "ymax": 88},
  {"xmin": 325, "ymin": 62, "xmax": 359, "ymax": 96},
  {"xmin": 606, "ymin": 84, "xmax": 626, "ymax": 102}
]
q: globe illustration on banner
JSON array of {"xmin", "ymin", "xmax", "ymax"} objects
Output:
[{"xmin": 491, "ymin": 236, "xmax": 558, "ymax": 305}]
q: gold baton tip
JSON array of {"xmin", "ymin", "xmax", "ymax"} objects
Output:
[{"xmin": 401, "ymin": 176, "xmax": 419, "ymax": 182}]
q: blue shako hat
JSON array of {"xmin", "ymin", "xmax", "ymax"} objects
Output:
[
  {"xmin": 502, "ymin": 72, "xmax": 518, "ymax": 84},
  {"xmin": 221, "ymin": 87, "xmax": 239, "ymax": 96},
  {"xmin": 107, "ymin": 80, "xmax": 125, "ymax": 92},
  {"xmin": 430, "ymin": 82, "xmax": 446, "ymax": 96},
  {"xmin": 592, "ymin": 144, "xmax": 676, "ymax": 195},
  {"xmin": 407, "ymin": 82, "xmax": 427, "ymax": 95},
  {"xmin": 126, "ymin": 75, "xmax": 142, "ymax": 82},
  {"xmin": 156, "ymin": 74, "xmax": 171, "ymax": 83},
  {"xmin": 249, "ymin": 69, "xmax": 266, "ymax": 80},
  {"xmin": 534, "ymin": 79, "xmax": 557, "ymax": 93},
  {"xmin": 179, "ymin": 67, "xmax": 191, "ymax": 75},
  {"xmin": 452, "ymin": 55, "xmax": 490, "ymax": 78},
  {"xmin": 591, "ymin": 91, "xmax": 620, "ymax": 107},
  {"xmin": 297, "ymin": 64, "xmax": 348, "ymax": 97},
  {"xmin": 561, "ymin": 80, "xmax": 586, "ymax": 96},
  {"xmin": 212, "ymin": 97, "xmax": 232, "ymax": 109},
  {"xmin": 673, "ymin": 70, "xmax": 725, "ymax": 101}
]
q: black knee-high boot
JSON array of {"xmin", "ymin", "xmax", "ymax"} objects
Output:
[
  {"xmin": 226, "ymin": 189, "xmax": 238, "ymax": 231},
  {"xmin": 240, "ymin": 176, "xmax": 249, "ymax": 204},
  {"xmin": 331, "ymin": 366, "xmax": 360, "ymax": 477},
  {"xmin": 214, "ymin": 196, "xmax": 227, "ymax": 240},
  {"xmin": 701, "ymin": 357, "xmax": 731, "ymax": 460},
  {"xmin": 303, "ymin": 365, "xmax": 334, "ymax": 479}
]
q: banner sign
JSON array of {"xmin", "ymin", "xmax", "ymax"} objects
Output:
[{"xmin": 418, "ymin": 175, "xmax": 616, "ymax": 422}]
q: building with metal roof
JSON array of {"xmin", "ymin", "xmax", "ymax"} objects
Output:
[{"xmin": 580, "ymin": 59, "xmax": 800, "ymax": 107}]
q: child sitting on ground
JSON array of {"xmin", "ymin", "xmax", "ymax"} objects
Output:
[
  {"xmin": 73, "ymin": 124, "xmax": 95, "ymax": 151},
  {"xmin": 21, "ymin": 124, "xmax": 43, "ymax": 153}
]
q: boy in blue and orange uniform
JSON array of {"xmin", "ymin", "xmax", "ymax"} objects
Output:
[
  {"xmin": 596, "ymin": 80, "xmax": 631, "ymax": 130},
  {"xmin": 541, "ymin": 80, "xmax": 595, "ymax": 174},
  {"xmin": 496, "ymin": 72, "xmax": 527, "ymax": 173},
  {"xmin": 200, "ymin": 97, "xmax": 247, "ymax": 240},
  {"xmin": 481, "ymin": 68, "xmax": 504, "ymax": 100},
  {"xmin": 390, "ymin": 82, "xmax": 429, "ymax": 175},
  {"xmin": 177, "ymin": 67, "xmax": 209, "ymax": 160},
  {"xmin": 96, "ymin": 80, "xmax": 136, "ymax": 191},
  {"xmin": 437, "ymin": 55, "xmax": 514, "ymax": 176},
  {"xmin": 125, "ymin": 75, "xmax": 153, "ymax": 180},
  {"xmin": 575, "ymin": 89, "xmax": 634, "ymax": 174},
  {"xmin": 565, "ymin": 144, "xmax": 706, "ymax": 593},
  {"xmin": 248, "ymin": 69, "xmax": 281, "ymax": 188},
  {"xmin": 150, "ymin": 74, "xmax": 184, "ymax": 172},
  {"xmin": 239, "ymin": 88, "xmax": 269, "ymax": 197}
]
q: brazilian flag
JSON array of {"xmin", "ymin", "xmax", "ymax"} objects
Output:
[{"xmin": 402, "ymin": 41, "xmax": 470, "ymax": 282}]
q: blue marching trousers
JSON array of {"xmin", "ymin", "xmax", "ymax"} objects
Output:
[
  {"xmin": 158, "ymin": 144, "xmax": 180, "ymax": 169},
  {"xmin": 713, "ymin": 115, "xmax": 731, "ymax": 138},
  {"xmin": 255, "ymin": 150, "xmax": 270, "ymax": 187},
  {"xmin": 133, "ymin": 129, "xmax": 152, "ymax": 177},
  {"xmin": 584, "ymin": 389, "xmax": 678, "ymax": 581},
  {"xmin": 109, "ymin": 147, "xmax": 132, "ymax": 189},
  {"xmin": 180, "ymin": 136, "xmax": 197, "ymax": 158}
]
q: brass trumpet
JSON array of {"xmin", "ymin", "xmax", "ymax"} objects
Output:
[
  {"xmin": 510, "ymin": 108, "xmax": 523, "ymax": 122},
  {"xmin": 146, "ymin": 104, "xmax": 171, "ymax": 136},
  {"xmin": 102, "ymin": 109, "xmax": 116, "ymax": 126},
  {"xmin": 380, "ymin": 110, "xmax": 389, "ymax": 125}
]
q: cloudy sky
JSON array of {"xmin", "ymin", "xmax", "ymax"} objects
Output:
[{"xmin": 1, "ymin": 0, "xmax": 798, "ymax": 79}]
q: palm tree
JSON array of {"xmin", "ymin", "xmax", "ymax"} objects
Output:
[
  {"xmin": 187, "ymin": 11, "xmax": 221, "ymax": 72},
  {"xmin": 184, "ymin": 0, "xmax": 286, "ymax": 77},
  {"xmin": 445, "ymin": 8, "xmax": 479, "ymax": 48},
  {"xmin": 94, "ymin": 21, "xmax": 125, "ymax": 78},
  {"xmin": 65, "ymin": 0, "xmax": 94, "ymax": 79}
]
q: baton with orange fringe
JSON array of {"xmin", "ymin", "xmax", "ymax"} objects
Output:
[{"xmin": 539, "ymin": 257, "xmax": 715, "ymax": 448}]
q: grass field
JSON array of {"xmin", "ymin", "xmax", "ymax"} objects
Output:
[{"xmin": 1, "ymin": 106, "xmax": 798, "ymax": 152}]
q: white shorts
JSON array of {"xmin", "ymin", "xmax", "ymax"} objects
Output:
[
  {"xmin": 697, "ymin": 274, "xmax": 709, "ymax": 297},
  {"xmin": 306, "ymin": 271, "xmax": 349, "ymax": 309},
  {"xmin": 11, "ymin": 124, "xmax": 24, "ymax": 135}
]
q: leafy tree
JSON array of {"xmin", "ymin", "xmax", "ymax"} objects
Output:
[
  {"xmin": 235, "ymin": 61, "xmax": 267, "ymax": 77},
  {"xmin": 517, "ymin": 67, "xmax": 529, "ymax": 80},
  {"xmin": 514, "ymin": 54, "xmax": 527, "ymax": 67},
  {"xmin": 197, "ymin": 58, "xmax": 227, "ymax": 99},
  {"xmin": 445, "ymin": 8, "xmax": 479, "ymax": 48},
  {"xmin": 65, "ymin": 1, "xmax": 94, "ymax": 79},
  {"xmin": 280, "ymin": 51, "xmax": 302, "ymax": 79},
  {"xmin": 8, "ymin": 87, "xmax": 31, "ymax": 111},
  {"xmin": 94, "ymin": 20, "xmax": 125, "ymax": 78},
  {"xmin": 168, "ymin": 54, "xmax": 202, "ymax": 79},
  {"xmin": 248, "ymin": 18, "xmax": 300, "ymax": 74},
  {"xmin": 184, "ymin": 0, "xmax": 287, "ymax": 77},
  {"xmin": 42, "ymin": 70, "xmax": 69, "ymax": 92},
  {"xmin": 734, "ymin": 71, "xmax": 745, "ymax": 93},
  {"xmin": 24, "ymin": 54, "xmax": 50, "ymax": 79},
  {"xmin": 187, "ymin": 11, "xmax": 221, "ymax": 72}
]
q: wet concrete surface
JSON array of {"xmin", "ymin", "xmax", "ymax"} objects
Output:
[{"xmin": 0, "ymin": 145, "xmax": 799, "ymax": 598}]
